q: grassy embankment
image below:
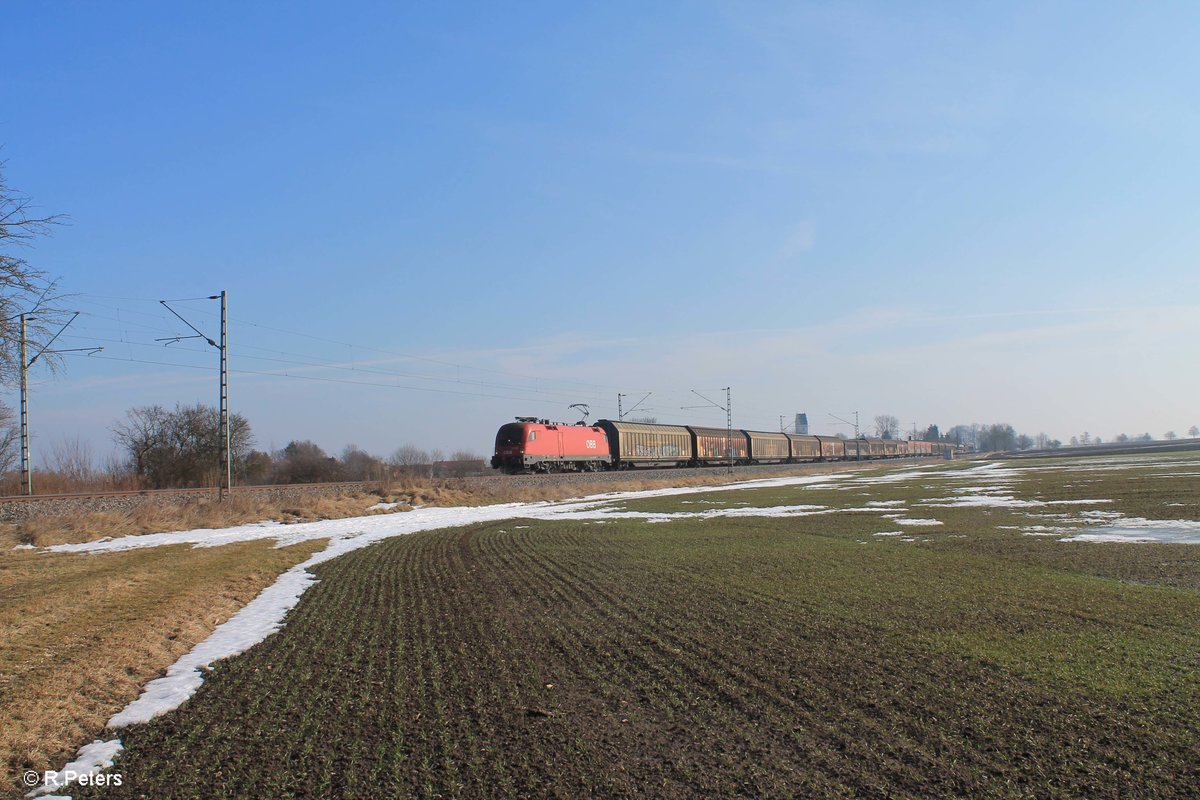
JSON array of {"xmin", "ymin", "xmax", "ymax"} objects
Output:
[
  {"xmin": 0, "ymin": 538, "xmax": 325, "ymax": 796},
  {"xmin": 72, "ymin": 453, "xmax": 1200, "ymax": 798}
]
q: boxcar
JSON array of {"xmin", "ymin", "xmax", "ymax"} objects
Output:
[
  {"xmin": 843, "ymin": 438, "xmax": 862, "ymax": 460},
  {"xmin": 815, "ymin": 435, "xmax": 845, "ymax": 460},
  {"xmin": 688, "ymin": 426, "xmax": 749, "ymax": 465},
  {"xmin": 874, "ymin": 438, "xmax": 890, "ymax": 457},
  {"xmin": 595, "ymin": 420, "xmax": 693, "ymax": 469},
  {"xmin": 786, "ymin": 434, "xmax": 822, "ymax": 462},
  {"xmin": 744, "ymin": 430, "xmax": 789, "ymax": 464}
]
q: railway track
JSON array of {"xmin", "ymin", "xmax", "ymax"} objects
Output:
[
  {"xmin": 0, "ymin": 458, "xmax": 947, "ymax": 505},
  {"xmin": 0, "ymin": 481, "xmax": 374, "ymax": 504},
  {"xmin": 0, "ymin": 459, "xmax": 942, "ymax": 523}
]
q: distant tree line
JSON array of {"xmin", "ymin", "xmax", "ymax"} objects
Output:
[
  {"xmin": 870, "ymin": 418, "xmax": 1200, "ymax": 454},
  {"xmin": 107, "ymin": 404, "xmax": 490, "ymax": 489},
  {"xmin": 866, "ymin": 416, "xmax": 1051, "ymax": 452},
  {"xmin": 0, "ymin": 403, "xmax": 490, "ymax": 491}
]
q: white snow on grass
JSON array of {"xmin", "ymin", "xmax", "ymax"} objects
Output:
[
  {"xmin": 921, "ymin": 495, "xmax": 1115, "ymax": 509},
  {"xmin": 998, "ymin": 524, "xmax": 1077, "ymax": 534},
  {"xmin": 873, "ymin": 531, "xmax": 904, "ymax": 537},
  {"xmin": 26, "ymin": 738, "xmax": 121, "ymax": 798},
  {"xmin": 893, "ymin": 518, "xmax": 943, "ymax": 527},
  {"xmin": 844, "ymin": 470, "xmax": 935, "ymax": 486},
  {"xmin": 1060, "ymin": 518, "xmax": 1200, "ymax": 544},
  {"xmin": 864, "ymin": 500, "xmax": 905, "ymax": 507}
]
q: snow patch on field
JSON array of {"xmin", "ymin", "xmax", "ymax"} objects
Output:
[
  {"xmin": 998, "ymin": 524, "xmax": 1077, "ymax": 535},
  {"xmin": 26, "ymin": 739, "xmax": 121, "ymax": 798},
  {"xmin": 1060, "ymin": 518, "xmax": 1200, "ymax": 544},
  {"xmin": 893, "ymin": 518, "xmax": 943, "ymax": 527},
  {"xmin": 922, "ymin": 496, "xmax": 1114, "ymax": 509},
  {"xmin": 1078, "ymin": 510, "xmax": 1124, "ymax": 520}
]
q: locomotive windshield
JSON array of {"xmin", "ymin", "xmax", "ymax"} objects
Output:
[{"xmin": 496, "ymin": 424, "xmax": 525, "ymax": 447}]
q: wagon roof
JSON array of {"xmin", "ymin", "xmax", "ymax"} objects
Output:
[
  {"xmin": 688, "ymin": 426, "xmax": 744, "ymax": 437},
  {"xmin": 598, "ymin": 420, "xmax": 691, "ymax": 436},
  {"xmin": 743, "ymin": 430, "xmax": 789, "ymax": 441}
]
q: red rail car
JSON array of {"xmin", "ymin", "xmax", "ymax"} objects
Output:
[{"xmin": 491, "ymin": 418, "xmax": 611, "ymax": 473}]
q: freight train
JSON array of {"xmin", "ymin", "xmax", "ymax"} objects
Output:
[{"xmin": 491, "ymin": 417, "xmax": 954, "ymax": 474}]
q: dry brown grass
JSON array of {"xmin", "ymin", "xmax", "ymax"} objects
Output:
[
  {"xmin": 1, "ymin": 492, "xmax": 407, "ymax": 550},
  {"xmin": 0, "ymin": 538, "xmax": 325, "ymax": 796}
]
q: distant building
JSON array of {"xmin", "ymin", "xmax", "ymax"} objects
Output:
[{"xmin": 795, "ymin": 413, "xmax": 809, "ymax": 435}]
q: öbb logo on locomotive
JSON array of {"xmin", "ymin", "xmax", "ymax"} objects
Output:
[{"xmin": 491, "ymin": 417, "xmax": 950, "ymax": 473}]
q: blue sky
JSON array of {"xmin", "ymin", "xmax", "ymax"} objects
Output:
[{"xmin": 3, "ymin": 1, "xmax": 1198, "ymax": 461}]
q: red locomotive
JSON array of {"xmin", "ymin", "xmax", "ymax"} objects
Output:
[{"xmin": 491, "ymin": 417, "xmax": 611, "ymax": 473}]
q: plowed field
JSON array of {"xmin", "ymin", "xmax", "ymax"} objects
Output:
[{"xmin": 79, "ymin": 464, "xmax": 1200, "ymax": 800}]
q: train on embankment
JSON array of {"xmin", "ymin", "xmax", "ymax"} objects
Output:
[{"xmin": 491, "ymin": 417, "xmax": 956, "ymax": 474}]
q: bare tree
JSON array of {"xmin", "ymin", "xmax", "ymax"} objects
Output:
[
  {"xmin": 241, "ymin": 450, "xmax": 273, "ymax": 485},
  {"xmin": 1164, "ymin": 431, "xmax": 1177, "ymax": 440},
  {"xmin": 388, "ymin": 444, "xmax": 431, "ymax": 477},
  {"xmin": 341, "ymin": 444, "xmax": 385, "ymax": 481},
  {"xmin": 112, "ymin": 403, "xmax": 254, "ymax": 488},
  {"xmin": 389, "ymin": 444, "xmax": 430, "ymax": 467},
  {"xmin": 0, "ymin": 163, "xmax": 72, "ymax": 386},
  {"xmin": 274, "ymin": 440, "xmax": 340, "ymax": 483},
  {"xmin": 46, "ymin": 435, "xmax": 95, "ymax": 482},
  {"xmin": 1189, "ymin": 425, "xmax": 1199, "ymax": 438},
  {"xmin": 0, "ymin": 401, "xmax": 17, "ymax": 473},
  {"xmin": 100, "ymin": 451, "xmax": 135, "ymax": 489},
  {"xmin": 873, "ymin": 414, "xmax": 900, "ymax": 439},
  {"xmin": 979, "ymin": 423, "xmax": 1016, "ymax": 451}
]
